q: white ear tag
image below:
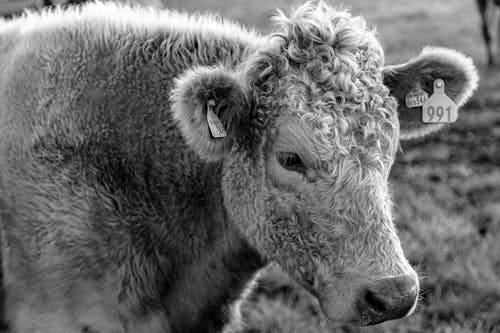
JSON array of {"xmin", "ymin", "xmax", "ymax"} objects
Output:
[
  {"xmin": 206, "ymin": 99, "xmax": 227, "ymax": 138},
  {"xmin": 422, "ymin": 79, "xmax": 458, "ymax": 123},
  {"xmin": 405, "ymin": 89, "xmax": 428, "ymax": 108}
]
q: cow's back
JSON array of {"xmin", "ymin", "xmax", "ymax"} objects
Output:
[{"xmin": 0, "ymin": 3, "xmax": 264, "ymax": 332}]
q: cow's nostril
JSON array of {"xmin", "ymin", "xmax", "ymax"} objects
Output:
[{"xmin": 364, "ymin": 290, "xmax": 386, "ymax": 314}]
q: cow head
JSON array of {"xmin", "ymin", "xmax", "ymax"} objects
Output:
[{"xmin": 171, "ymin": 2, "xmax": 478, "ymax": 326}]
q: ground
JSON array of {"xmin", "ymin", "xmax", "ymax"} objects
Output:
[{"xmin": 160, "ymin": 0, "xmax": 500, "ymax": 331}]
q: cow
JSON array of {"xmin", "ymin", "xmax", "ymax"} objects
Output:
[
  {"xmin": 0, "ymin": 1, "xmax": 478, "ymax": 332},
  {"xmin": 476, "ymin": 0, "xmax": 500, "ymax": 66}
]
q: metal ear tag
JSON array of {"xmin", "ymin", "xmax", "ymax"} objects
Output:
[
  {"xmin": 206, "ymin": 100, "xmax": 227, "ymax": 138},
  {"xmin": 422, "ymin": 79, "xmax": 458, "ymax": 123}
]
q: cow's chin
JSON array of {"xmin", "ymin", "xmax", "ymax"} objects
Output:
[
  {"xmin": 246, "ymin": 264, "xmax": 374, "ymax": 329},
  {"xmin": 310, "ymin": 275, "xmax": 369, "ymax": 327},
  {"xmin": 317, "ymin": 291, "xmax": 372, "ymax": 327}
]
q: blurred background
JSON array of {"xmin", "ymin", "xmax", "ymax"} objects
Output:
[{"xmin": 1, "ymin": 0, "xmax": 499, "ymax": 332}]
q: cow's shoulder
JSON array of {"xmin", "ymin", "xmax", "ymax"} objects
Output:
[{"xmin": 4, "ymin": 1, "xmax": 264, "ymax": 51}]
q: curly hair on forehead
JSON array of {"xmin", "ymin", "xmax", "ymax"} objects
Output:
[
  {"xmin": 245, "ymin": 0, "xmax": 390, "ymax": 104},
  {"xmin": 272, "ymin": 0, "xmax": 385, "ymax": 82},
  {"xmin": 245, "ymin": 1, "xmax": 398, "ymax": 175}
]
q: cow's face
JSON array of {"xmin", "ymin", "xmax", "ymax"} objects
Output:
[{"xmin": 171, "ymin": 3, "xmax": 478, "ymax": 326}]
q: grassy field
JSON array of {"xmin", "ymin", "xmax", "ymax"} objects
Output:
[{"xmin": 158, "ymin": 0, "xmax": 500, "ymax": 332}]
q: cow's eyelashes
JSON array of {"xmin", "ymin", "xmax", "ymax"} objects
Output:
[{"xmin": 276, "ymin": 152, "xmax": 305, "ymax": 173}]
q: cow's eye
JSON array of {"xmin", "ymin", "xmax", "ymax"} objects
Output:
[{"xmin": 276, "ymin": 152, "xmax": 305, "ymax": 173}]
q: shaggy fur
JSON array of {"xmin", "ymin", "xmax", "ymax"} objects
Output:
[{"xmin": 0, "ymin": 1, "xmax": 478, "ymax": 332}]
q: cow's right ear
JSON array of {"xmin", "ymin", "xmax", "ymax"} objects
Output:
[
  {"xmin": 383, "ymin": 47, "xmax": 478, "ymax": 140},
  {"xmin": 170, "ymin": 66, "xmax": 250, "ymax": 162}
]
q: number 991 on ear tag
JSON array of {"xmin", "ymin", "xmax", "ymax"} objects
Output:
[{"xmin": 422, "ymin": 79, "xmax": 458, "ymax": 123}]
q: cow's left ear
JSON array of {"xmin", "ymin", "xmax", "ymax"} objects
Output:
[
  {"xmin": 170, "ymin": 66, "xmax": 250, "ymax": 162},
  {"xmin": 383, "ymin": 47, "xmax": 479, "ymax": 140}
]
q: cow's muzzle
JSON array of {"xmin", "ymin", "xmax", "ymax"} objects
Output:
[{"xmin": 355, "ymin": 273, "xmax": 419, "ymax": 325}]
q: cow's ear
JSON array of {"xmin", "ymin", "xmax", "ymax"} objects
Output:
[
  {"xmin": 170, "ymin": 66, "xmax": 250, "ymax": 162},
  {"xmin": 383, "ymin": 47, "xmax": 478, "ymax": 140}
]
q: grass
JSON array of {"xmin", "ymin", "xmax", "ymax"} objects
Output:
[{"xmin": 156, "ymin": 0, "xmax": 500, "ymax": 331}]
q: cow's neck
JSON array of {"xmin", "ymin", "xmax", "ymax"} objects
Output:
[
  {"xmin": 165, "ymin": 229, "xmax": 264, "ymax": 333},
  {"xmin": 141, "ymin": 159, "xmax": 265, "ymax": 332}
]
